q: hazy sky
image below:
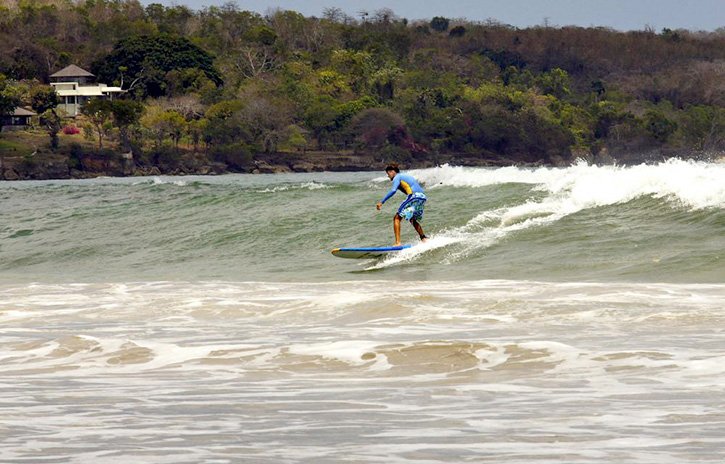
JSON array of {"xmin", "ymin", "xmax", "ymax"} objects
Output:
[{"xmin": 151, "ymin": 0, "xmax": 724, "ymax": 31}]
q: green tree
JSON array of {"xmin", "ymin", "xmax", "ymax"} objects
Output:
[
  {"xmin": 0, "ymin": 74, "xmax": 21, "ymax": 115},
  {"xmin": 280, "ymin": 124, "xmax": 308, "ymax": 152},
  {"xmin": 144, "ymin": 3, "xmax": 195, "ymax": 35},
  {"xmin": 248, "ymin": 25, "xmax": 277, "ymax": 45},
  {"xmin": 92, "ymin": 34, "xmax": 223, "ymax": 97},
  {"xmin": 591, "ymin": 80, "xmax": 606, "ymax": 101},
  {"xmin": 430, "ymin": 17, "xmax": 449, "ymax": 33},
  {"xmin": 316, "ymin": 70, "xmax": 350, "ymax": 97},
  {"xmin": 302, "ymin": 96, "xmax": 341, "ymax": 149},
  {"xmin": 536, "ymin": 68, "xmax": 571, "ymax": 99},
  {"xmin": 110, "ymin": 99, "xmax": 143, "ymax": 151},
  {"xmin": 329, "ymin": 49, "xmax": 375, "ymax": 93},
  {"xmin": 140, "ymin": 104, "xmax": 166, "ymax": 148},
  {"xmin": 29, "ymin": 84, "xmax": 62, "ymax": 150},
  {"xmin": 40, "ymin": 109, "xmax": 62, "ymax": 151},
  {"xmin": 162, "ymin": 110, "xmax": 187, "ymax": 150},
  {"xmin": 202, "ymin": 100, "xmax": 247, "ymax": 148},
  {"xmin": 592, "ymin": 101, "xmax": 633, "ymax": 139},
  {"xmin": 29, "ymin": 85, "xmax": 59, "ymax": 114},
  {"xmin": 679, "ymin": 105, "xmax": 724, "ymax": 150},
  {"xmin": 165, "ymin": 68, "xmax": 216, "ymax": 97},
  {"xmin": 371, "ymin": 66, "xmax": 403, "ymax": 101},
  {"xmin": 187, "ymin": 118, "xmax": 209, "ymax": 152},
  {"xmin": 82, "ymin": 98, "xmax": 115, "ymax": 150},
  {"xmin": 140, "ymin": 105, "xmax": 186, "ymax": 150},
  {"xmin": 645, "ymin": 110, "xmax": 678, "ymax": 142}
]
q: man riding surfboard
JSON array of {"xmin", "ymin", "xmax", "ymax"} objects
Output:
[{"xmin": 376, "ymin": 163, "xmax": 428, "ymax": 246}]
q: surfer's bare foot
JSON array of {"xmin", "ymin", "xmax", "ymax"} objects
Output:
[
  {"xmin": 421, "ymin": 237, "xmax": 428, "ymax": 243},
  {"xmin": 393, "ymin": 242, "xmax": 402, "ymax": 246}
]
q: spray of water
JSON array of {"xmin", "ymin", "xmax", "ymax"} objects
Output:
[{"xmin": 367, "ymin": 159, "xmax": 725, "ymax": 269}]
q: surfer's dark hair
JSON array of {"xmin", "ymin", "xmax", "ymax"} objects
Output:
[{"xmin": 385, "ymin": 163, "xmax": 400, "ymax": 173}]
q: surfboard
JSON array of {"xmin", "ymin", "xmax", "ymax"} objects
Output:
[{"xmin": 331, "ymin": 244, "xmax": 412, "ymax": 259}]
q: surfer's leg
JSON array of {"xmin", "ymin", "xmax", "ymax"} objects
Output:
[
  {"xmin": 411, "ymin": 219, "xmax": 427, "ymax": 242},
  {"xmin": 393, "ymin": 214, "xmax": 402, "ymax": 246}
]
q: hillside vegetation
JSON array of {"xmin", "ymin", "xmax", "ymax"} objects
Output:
[{"xmin": 1, "ymin": 0, "xmax": 723, "ymax": 178}]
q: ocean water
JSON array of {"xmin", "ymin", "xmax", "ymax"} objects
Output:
[{"xmin": 1, "ymin": 159, "xmax": 724, "ymax": 463}]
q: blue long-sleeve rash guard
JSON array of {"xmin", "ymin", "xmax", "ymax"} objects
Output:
[{"xmin": 380, "ymin": 173, "xmax": 425, "ymax": 204}]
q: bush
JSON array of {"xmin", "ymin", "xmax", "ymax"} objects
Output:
[
  {"xmin": 644, "ymin": 110, "xmax": 678, "ymax": 142},
  {"xmin": 68, "ymin": 142, "xmax": 83, "ymax": 169},
  {"xmin": 430, "ymin": 17, "xmax": 449, "ymax": 33},
  {"xmin": 149, "ymin": 145, "xmax": 180, "ymax": 170},
  {"xmin": 380, "ymin": 144, "xmax": 412, "ymax": 163},
  {"xmin": 98, "ymin": 148, "xmax": 118, "ymax": 159},
  {"xmin": 18, "ymin": 155, "xmax": 36, "ymax": 172},
  {"xmin": 349, "ymin": 108, "xmax": 407, "ymax": 149},
  {"xmin": 449, "ymin": 26, "xmax": 466, "ymax": 37},
  {"xmin": 210, "ymin": 143, "xmax": 253, "ymax": 171},
  {"xmin": 69, "ymin": 142, "xmax": 83, "ymax": 157},
  {"xmin": 62, "ymin": 125, "xmax": 80, "ymax": 135}
]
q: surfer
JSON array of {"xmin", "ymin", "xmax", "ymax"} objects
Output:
[{"xmin": 376, "ymin": 163, "xmax": 428, "ymax": 246}]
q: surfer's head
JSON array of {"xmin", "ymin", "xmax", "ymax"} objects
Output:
[{"xmin": 385, "ymin": 163, "xmax": 400, "ymax": 180}]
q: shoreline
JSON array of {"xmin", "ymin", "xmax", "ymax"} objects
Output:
[
  {"xmin": 1, "ymin": 148, "xmax": 721, "ymax": 181},
  {"xmin": 0, "ymin": 150, "xmax": 549, "ymax": 181}
]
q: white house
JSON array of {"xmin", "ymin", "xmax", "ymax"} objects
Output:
[{"xmin": 50, "ymin": 64, "xmax": 123, "ymax": 116}]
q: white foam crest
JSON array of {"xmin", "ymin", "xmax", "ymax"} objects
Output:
[
  {"xmin": 256, "ymin": 181, "xmax": 331, "ymax": 193},
  {"xmin": 300, "ymin": 181, "xmax": 331, "ymax": 190},
  {"xmin": 287, "ymin": 340, "xmax": 390, "ymax": 370},
  {"xmin": 147, "ymin": 176, "xmax": 187, "ymax": 186},
  {"xmin": 367, "ymin": 202, "xmax": 564, "ymax": 269},
  {"xmin": 473, "ymin": 344, "xmax": 510, "ymax": 370},
  {"xmin": 365, "ymin": 235, "xmax": 463, "ymax": 270},
  {"xmin": 412, "ymin": 159, "xmax": 725, "ymax": 210},
  {"xmin": 410, "ymin": 163, "xmax": 553, "ymax": 187},
  {"xmin": 0, "ymin": 333, "xmax": 261, "ymax": 375},
  {"xmin": 368, "ymin": 159, "xmax": 724, "ymax": 269}
]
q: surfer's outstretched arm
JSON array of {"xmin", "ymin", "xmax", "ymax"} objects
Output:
[{"xmin": 380, "ymin": 176, "xmax": 401, "ymax": 205}]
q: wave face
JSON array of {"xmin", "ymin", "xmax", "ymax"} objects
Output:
[
  {"xmin": 1, "ymin": 160, "xmax": 723, "ymax": 283},
  {"xmin": 1, "ymin": 160, "xmax": 724, "ymax": 462}
]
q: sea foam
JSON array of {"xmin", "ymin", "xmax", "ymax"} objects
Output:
[
  {"xmin": 369, "ymin": 160, "xmax": 725, "ymax": 269},
  {"xmin": 410, "ymin": 159, "xmax": 725, "ymax": 210}
]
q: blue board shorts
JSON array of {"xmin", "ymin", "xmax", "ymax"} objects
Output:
[{"xmin": 397, "ymin": 192, "xmax": 427, "ymax": 221}]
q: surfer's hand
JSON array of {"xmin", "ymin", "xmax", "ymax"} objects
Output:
[{"xmin": 376, "ymin": 202, "xmax": 382, "ymax": 210}]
